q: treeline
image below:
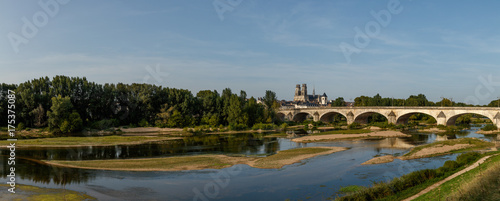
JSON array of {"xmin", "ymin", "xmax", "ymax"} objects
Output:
[
  {"xmin": 0, "ymin": 76, "xmax": 280, "ymax": 133},
  {"xmin": 333, "ymin": 93, "xmax": 497, "ymax": 107}
]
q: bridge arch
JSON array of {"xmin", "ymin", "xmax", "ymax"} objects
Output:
[
  {"xmin": 292, "ymin": 112, "xmax": 313, "ymax": 122},
  {"xmin": 276, "ymin": 112, "xmax": 286, "ymax": 121},
  {"xmin": 319, "ymin": 112, "xmax": 347, "ymax": 123},
  {"xmin": 445, "ymin": 112, "xmax": 493, "ymax": 126},
  {"xmin": 354, "ymin": 111, "xmax": 388, "ymax": 124},
  {"xmin": 396, "ymin": 111, "xmax": 437, "ymax": 125}
]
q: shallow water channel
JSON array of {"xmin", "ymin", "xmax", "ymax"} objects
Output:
[{"xmin": 1, "ymin": 126, "xmax": 498, "ymax": 200}]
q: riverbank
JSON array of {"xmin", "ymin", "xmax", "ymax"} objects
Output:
[
  {"xmin": 44, "ymin": 147, "xmax": 347, "ymax": 171},
  {"xmin": 411, "ymin": 153, "xmax": 500, "ymax": 201},
  {"xmin": 0, "ymin": 136, "xmax": 179, "ymax": 148},
  {"xmin": 0, "ymin": 184, "xmax": 96, "ymax": 200},
  {"xmin": 291, "ymin": 130, "xmax": 410, "ymax": 143}
]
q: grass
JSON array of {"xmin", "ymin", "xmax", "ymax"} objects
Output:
[
  {"xmin": 415, "ymin": 153, "xmax": 500, "ymax": 201},
  {"xmin": 0, "ymin": 184, "xmax": 96, "ymax": 201},
  {"xmin": 334, "ymin": 152, "xmax": 486, "ymax": 201},
  {"xmin": 0, "ymin": 135, "xmax": 176, "ymax": 147},
  {"xmin": 264, "ymin": 133, "xmax": 288, "ymax": 137},
  {"xmin": 338, "ymin": 185, "xmax": 367, "ymax": 194},
  {"xmin": 45, "ymin": 147, "xmax": 346, "ymax": 171},
  {"xmin": 311, "ymin": 129, "xmax": 372, "ymax": 135},
  {"xmin": 403, "ymin": 138, "xmax": 494, "ymax": 159}
]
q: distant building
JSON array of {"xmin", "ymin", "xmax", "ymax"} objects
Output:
[{"xmin": 293, "ymin": 84, "xmax": 328, "ymax": 105}]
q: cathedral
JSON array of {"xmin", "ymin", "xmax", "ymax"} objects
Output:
[{"xmin": 293, "ymin": 84, "xmax": 328, "ymax": 105}]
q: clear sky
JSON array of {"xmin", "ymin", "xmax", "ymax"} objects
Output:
[{"xmin": 1, "ymin": 0, "xmax": 500, "ymax": 104}]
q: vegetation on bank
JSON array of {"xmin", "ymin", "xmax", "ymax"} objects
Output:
[
  {"xmin": 402, "ymin": 138, "xmax": 494, "ymax": 159},
  {"xmin": 482, "ymin": 124, "xmax": 499, "ymax": 131},
  {"xmin": 0, "ymin": 184, "xmax": 96, "ymax": 201},
  {"xmin": 0, "ymin": 76, "xmax": 281, "ymax": 136},
  {"xmin": 333, "ymin": 152, "xmax": 486, "ymax": 201},
  {"xmin": 415, "ymin": 153, "xmax": 500, "ymax": 201},
  {"xmin": 0, "ymin": 135, "xmax": 176, "ymax": 147},
  {"xmin": 45, "ymin": 147, "xmax": 346, "ymax": 171}
]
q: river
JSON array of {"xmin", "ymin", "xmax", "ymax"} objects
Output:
[{"xmin": 0, "ymin": 126, "xmax": 498, "ymax": 200}]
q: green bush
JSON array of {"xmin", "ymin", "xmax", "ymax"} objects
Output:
[
  {"xmin": 229, "ymin": 123, "xmax": 247, "ymax": 131},
  {"xmin": 443, "ymin": 160, "xmax": 459, "ymax": 170},
  {"xmin": 481, "ymin": 124, "xmax": 498, "ymax": 131},
  {"xmin": 437, "ymin": 160, "xmax": 459, "ymax": 175},
  {"xmin": 437, "ymin": 125, "xmax": 447, "ymax": 130},
  {"xmin": 251, "ymin": 123, "xmax": 276, "ymax": 130},
  {"xmin": 348, "ymin": 122, "xmax": 362, "ymax": 130},
  {"xmin": 456, "ymin": 152, "xmax": 481, "ymax": 166},
  {"xmin": 280, "ymin": 123, "xmax": 289, "ymax": 130},
  {"xmin": 90, "ymin": 119, "xmax": 119, "ymax": 130},
  {"xmin": 427, "ymin": 118, "xmax": 437, "ymax": 124},
  {"xmin": 138, "ymin": 119, "xmax": 150, "ymax": 127},
  {"xmin": 17, "ymin": 122, "xmax": 25, "ymax": 131}
]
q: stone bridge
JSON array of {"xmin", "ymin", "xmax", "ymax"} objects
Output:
[{"xmin": 277, "ymin": 107, "xmax": 500, "ymax": 127}]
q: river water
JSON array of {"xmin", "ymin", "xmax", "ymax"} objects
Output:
[{"xmin": 0, "ymin": 126, "xmax": 498, "ymax": 200}]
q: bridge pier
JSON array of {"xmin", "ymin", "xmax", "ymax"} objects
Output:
[{"xmin": 388, "ymin": 116, "xmax": 397, "ymax": 125}]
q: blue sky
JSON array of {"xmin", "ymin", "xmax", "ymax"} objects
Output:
[{"xmin": 1, "ymin": 0, "xmax": 500, "ymax": 104}]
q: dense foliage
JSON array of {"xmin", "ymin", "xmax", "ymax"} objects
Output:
[
  {"xmin": 349, "ymin": 93, "xmax": 471, "ymax": 107},
  {"xmin": 0, "ymin": 76, "xmax": 280, "ymax": 133}
]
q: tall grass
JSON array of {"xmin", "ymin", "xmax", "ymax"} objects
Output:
[
  {"xmin": 445, "ymin": 157, "xmax": 500, "ymax": 201},
  {"xmin": 334, "ymin": 152, "xmax": 483, "ymax": 201}
]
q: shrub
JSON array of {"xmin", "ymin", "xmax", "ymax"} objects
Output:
[
  {"xmin": 251, "ymin": 123, "xmax": 276, "ymax": 130},
  {"xmin": 90, "ymin": 119, "xmax": 119, "ymax": 130},
  {"xmin": 437, "ymin": 160, "xmax": 459, "ymax": 175},
  {"xmin": 17, "ymin": 122, "xmax": 25, "ymax": 131},
  {"xmin": 229, "ymin": 123, "xmax": 247, "ymax": 131},
  {"xmin": 427, "ymin": 118, "xmax": 437, "ymax": 124},
  {"xmin": 481, "ymin": 124, "xmax": 498, "ymax": 131},
  {"xmin": 443, "ymin": 160, "xmax": 459, "ymax": 170},
  {"xmin": 456, "ymin": 152, "xmax": 481, "ymax": 166},
  {"xmin": 280, "ymin": 123, "xmax": 289, "ymax": 130},
  {"xmin": 348, "ymin": 122, "xmax": 362, "ymax": 130},
  {"xmin": 138, "ymin": 119, "xmax": 150, "ymax": 127},
  {"xmin": 437, "ymin": 125, "xmax": 447, "ymax": 130}
]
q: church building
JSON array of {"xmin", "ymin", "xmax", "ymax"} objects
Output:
[{"xmin": 293, "ymin": 84, "xmax": 328, "ymax": 105}]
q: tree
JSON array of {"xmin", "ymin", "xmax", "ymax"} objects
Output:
[
  {"xmin": 30, "ymin": 104, "xmax": 47, "ymax": 127},
  {"xmin": 488, "ymin": 99, "xmax": 500, "ymax": 107},
  {"xmin": 47, "ymin": 95, "xmax": 82, "ymax": 134},
  {"xmin": 227, "ymin": 94, "xmax": 243, "ymax": 125},
  {"xmin": 437, "ymin": 98, "xmax": 453, "ymax": 107},
  {"xmin": 262, "ymin": 90, "xmax": 278, "ymax": 110},
  {"xmin": 332, "ymin": 97, "xmax": 346, "ymax": 107}
]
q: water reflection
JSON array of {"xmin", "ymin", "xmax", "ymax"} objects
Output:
[
  {"xmin": 0, "ymin": 156, "xmax": 94, "ymax": 185},
  {"xmin": 0, "ymin": 134, "xmax": 281, "ymax": 161}
]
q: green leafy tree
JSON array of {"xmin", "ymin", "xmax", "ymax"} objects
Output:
[
  {"xmin": 47, "ymin": 95, "xmax": 82, "ymax": 134},
  {"xmin": 332, "ymin": 97, "xmax": 346, "ymax": 106}
]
